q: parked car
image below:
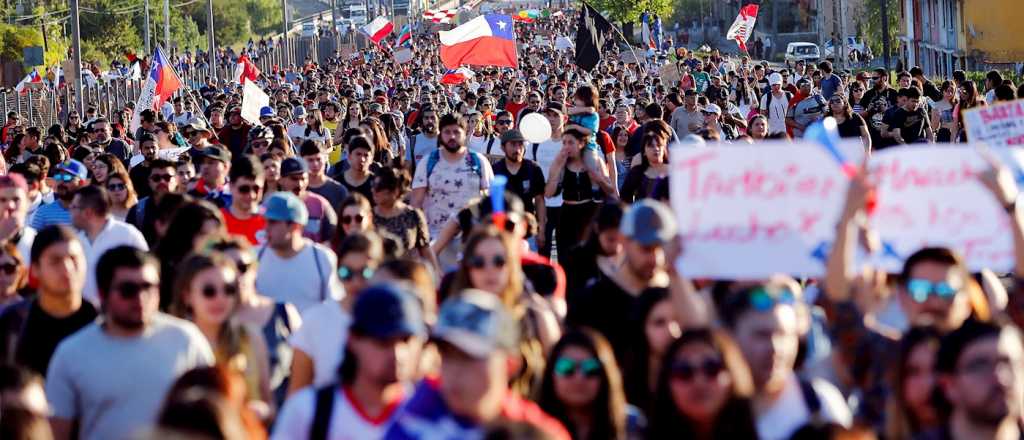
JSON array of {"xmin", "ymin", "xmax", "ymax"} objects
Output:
[
  {"xmin": 785, "ymin": 42, "xmax": 821, "ymax": 63},
  {"xmin": 824, "ymin": 37, "xmax": 872, "ymax": 60}
]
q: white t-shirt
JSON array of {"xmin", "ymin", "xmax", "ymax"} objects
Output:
[
  {"xmin": 254, "ymin": 241, "xmax": 345, "ymax": 312},
  {"xmin": 79, "ymin": 218, "xmax": 149, "ymax": 304},
  {"xmin": 412, "ymin": 150, "xmax": 494, "ymax": 239},
  {"xmin": 272, "ymin": 385, "xmax": 407, "ymax": 440},
  {"xmin": 468, "ymin": 135, "xmax": 504, "ymax": 159},
  {"xmin": 762, "ymin": 91, "xmax": 791, "ymax": 135},
  {"xmin": 755, "ymin": 374, "xmax": 852, "ymax": 440},
  {"xmin": 530, "ymin": 139, "xmax": 563, "ymax": 208},
  {"xmin": 46, "ymin": 314, "xmax": 214, "ymax": 440},
  {"xmin": 289, "ymin": 301, "xmax": 351, "ymax": 388},
  {"xmin": 288, "ymin": 122, "xmax": 309, "ymax": 144}
]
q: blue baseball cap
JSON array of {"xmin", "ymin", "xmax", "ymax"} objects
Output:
[
  {"xmin": 350, "ymin": 284, "xmax": 427, "ymax": 340},
  {"xmin": 432, "ymin": 289, "xmax": 518, "ymax": 358},
  {"xmin": 620, "ymin": 199, "xmax": 677, "ymax": 246},
  {"xmin": 55, "ymin": 159, "xmax": 88, "ymax": 181},
  {"xmin": 263, "ymin": 192, "xmax": 308, "ymax": 225},
  {"xmin": 259, "ymin": 106, "xmax": 276, "ymax": 118}
]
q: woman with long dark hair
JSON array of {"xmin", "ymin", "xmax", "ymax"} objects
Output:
[
  {"xmin": 372, "ymin": 166, "xmax": 437, "ymax": 269},
  {"xmin": 619, "ymin": 121, "xmax": 670, "ymax": 203},
  {"xmin": 359, "ymin": 117, "xmax": 392, "ymax": 164},
  {"xmin": 825, "ymin": 93, "xmax": 871, "ymax": 151},
  {"xmin": 563, "ymin": 202, "xmax": 624, "ymax": 299},
  {"xmin": 155, "ymin": 199, "xmax": 225, "ymax": 309},
  {"xmin": 537, "ymin": 328, "xmax": 643, "ymax": 440},
  {"xmin": 931, "ymin": 81, "xmax": 960, "ymax": 143},
  {"xmin": 623, "ymin": 288, "xmax": 682, "ymax": 412},
  {"xmin": 884, "ymin": 326, "xmax": 943, "ymax": 440},
  {"xmin": 545, "ymin": 128, "xmax": 615, "ymax": 261},
  {"xmin": 957, "ymin": 80, "xmax": 985, "ymax": 142},
  {"xmin": 647, "ymin": 329, "xmax": 759, "ymax": 439}
]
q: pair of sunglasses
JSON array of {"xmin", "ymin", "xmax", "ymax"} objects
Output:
[
  {"xmin": 338, "ymin": 266, "xmax": 374, "ymax": 281},
  {"xmin": 553, "ymin": 357, "xmax": 602, "ymax": 378},
  {"xmin": 670, "ymin": 358, "xmax": 725, "ymax": 382},
  {"xmin": 905, "ymin": 279, "xmax": 958, "ymax": 303},
  {"xmin": 468, "ymin": 255, "xmax": 506, "ymax": 270}
]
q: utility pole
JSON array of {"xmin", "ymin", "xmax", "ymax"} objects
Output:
[
  {"xmin": 331, "ymin": 0, "xmax": 339, "ymax": 48},
  {"xmin": 206, "ymin": 0, "xmax": 217, "ymax": 80},
  {"xmin": 144, "ymin": 0, "xmax": 152, "ymax": 54},
  {"xmin": 880, "ymin": 0, "xmax": 890, "ymax": 69},
  {"xmin": 163, "ymin": 0, "xmax": 171, "ymax": 49},
  {"xmin": 69, "ymin": 0, "xmax": 83, "ymax": 116},
  {"xmin": 282, "ymin": 0, "xmax": 290, "ymax": 67}
]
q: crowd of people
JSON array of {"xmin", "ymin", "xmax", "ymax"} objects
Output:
[{"xmin": 0, "ymin": 6, "xmax": 1022, "ymax": 440}]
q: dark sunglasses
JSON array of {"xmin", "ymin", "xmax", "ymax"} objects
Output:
[
  {"xmin": 235, "ymin": 184, "xmax": 262, "ymax": 195},
  {"xmin": 0, "ymin": 263, "xmax": 18, "ymax": 275},
  {"xmin": 670, "ymin": 358, "xmax": 725, "ymax": 382},
  {"xmin": 150, "ymin": 174, "xmax": 174, "ymax": 183},
  {"xmin": 468, "ymin": 254, "xmax": 507, "ymax": 270},
  {"xmin": 553, "ymin": 357, "xmax": 602, "ymax": 378},
  {"xmin": 341, "ymin": 214, "xmax": 364, "ymax": 225},
  {"xmin": 496, "ymin": 119, "xmax": 513, "ymax": 125},
  {"xmin": 337, "ymin": 265, "xmax": 374, "ymax": 281},
  {"xmin": 201, "ymin": 283, "xmax": 239, "ymax": 299},
  {"xmin": 107, "ymin": 183, "xmax": 127, "ymax": 191},
  {"xmin": 906, "ymin": 278, "xmax": 959, "ymax": 303},
  {"xmin": 115, "ymin": 281, "xmax": 158, "ymax": 299}
]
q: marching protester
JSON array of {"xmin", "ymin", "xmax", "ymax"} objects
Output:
[{"xmin": 0, "ymin": 4, "xmax": 1020, "ymax": 439}]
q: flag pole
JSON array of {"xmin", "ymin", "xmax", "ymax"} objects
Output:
[
  {"xmin": 579, "ymin": 0, "xmax": 646, "ymax": 76},
  {"xmin": 158, "ymin": 45, "xmax": 222, "ymax": 142}
]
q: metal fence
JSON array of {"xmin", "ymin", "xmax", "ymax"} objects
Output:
[{"xmin": 0, "ymin": 33, "xmax": 350, "ymax": 128}]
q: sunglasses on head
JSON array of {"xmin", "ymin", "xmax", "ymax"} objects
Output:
[
  {"xmin": 554, "ymin": 357, "xmax": 602, "ymax": 378},
  {"xmin": 337, "ymin": 265, "xmax": 374, "ymax": 281},
  {"xmin": 201, "ymin": 283, "xmax": 239, "ymax": 299},
  {"xmin": 235, "ymin": 184, "xmax": 262, "ymax": 195},
  {"xmin": 53, "ymin": 174, "xmax": 77, "ymax": 183},
  {"xmin": 670, "ymin": 357, "xmax": 725, "ymax": 382},
  {"xmin": 906, "ymin": 278, "xmax": 959, "ymax": 303},
  {"xmin": 115, "ymin": 281, "xmax": 158, "ymax": 299},
  {"xmin": 468, "ymin": 254, "xmax": 507, "ymax": 270},
  {"xmin": 341, "ymin": 214, "xmax": 364, "ymax": 225}
]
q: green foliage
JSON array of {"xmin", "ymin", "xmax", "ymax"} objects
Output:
[
  {"xmin": 146, "ymin": 8, "xmax": 205, "ymax": 52},
  {"xmin": 247, "ymin": 0, "xmax": 283, "ymax": 37},
  {"xmin": 0, "ymin": 20, "xmax": 69, "ymax": 69},
  {"xmin": 862, "ymin": 0, "xmax": 900, "ymax": 61},
  {"xmin": 591, "ymin": 0, "xmax": 673, "ymax": 23}
]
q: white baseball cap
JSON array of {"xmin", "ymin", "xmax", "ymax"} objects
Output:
[{"xmin": 768, "ymin": 72, "xmax": 783, "ymax": 86}]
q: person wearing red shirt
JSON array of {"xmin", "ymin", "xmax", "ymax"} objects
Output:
[
  {"xmin": 222, "ymin": 155, "xmax": 266, "ymax": 245},
  {"xmin": 504, "ymin": 82, "xmax": 529, "ymax": 119}
]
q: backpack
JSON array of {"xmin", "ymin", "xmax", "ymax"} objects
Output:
[
  {"xmin": 309, "ymin": 385, "xmax": 336, "ymax": 440},
  {"xmin": 424, "ymin": 148, "xmax": 485, "ymax": 188},
  {"xmin": 764, "ymin": 91, "xmax": 793, "ymax": 121}
]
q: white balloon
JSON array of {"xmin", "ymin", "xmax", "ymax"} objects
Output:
[{"xmin": 519, "ymin": 112, "xmax": 553, "ymax": 144}]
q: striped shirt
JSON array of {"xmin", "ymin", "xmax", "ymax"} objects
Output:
[{"xmin": 29, "ymin": 201, "xmax": 71, "ymax": 230}]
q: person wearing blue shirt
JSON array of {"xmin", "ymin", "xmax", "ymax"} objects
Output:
[{"xmin": 30, "ymin": 160, "xmax": 88, "ymax": 231}]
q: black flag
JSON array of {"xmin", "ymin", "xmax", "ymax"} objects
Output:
[{"xmin": 574, "ymin": 3, "xmax": 615, "ymax": 71}]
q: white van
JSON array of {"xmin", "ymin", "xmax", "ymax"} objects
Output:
[{"xmin": 785, "ymin": 42, "xmax": 821, "ymax": 63}]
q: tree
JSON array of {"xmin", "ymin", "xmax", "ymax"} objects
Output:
[
  {"xmin": 146, "ymin": 8, "xmax": 204, "ymax": 52},
  {"xmin": 862, "ymin": 0, "xmax": 899, "ymax": 61},
  {"xmin": 247, "ymin": 0, "xmax": 283, "ymax": 37},
  {"xmin": 591, "ymin": 0, "xmax": 673, "ymax": 24}
]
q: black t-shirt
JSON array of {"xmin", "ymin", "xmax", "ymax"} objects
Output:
[
  {"xmin": 491, "ymin": 159, "xmax": 545, "ymax": 215},
  {"xmin": 311, "ymin": 177, "xmax": 352, "ymax": 209},
  {"xmin": 886, "ymin": 107, "xmax": 932, "ymax": 143},
  {"xmin": 565, "ymin": 274, "xmax": 638, "ymax": 364},
  {"xmin": 836, "ymin": 114, "xmax": 867, "ymax": 139},
  {"xmin": 859, "ymin": 86, "xmax": 899, "ymax": 109},
  {"xmin": 129, "ymin": 163, "xmax": 153, "ymax": 199},
  {"xmin": 13, "ymin": 300, "xmax": 97, "ymax": 376}
]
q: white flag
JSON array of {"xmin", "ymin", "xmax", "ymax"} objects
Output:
[{"xmin": 241, "ymin": 81, "xmax": 270, "ymax": 125}]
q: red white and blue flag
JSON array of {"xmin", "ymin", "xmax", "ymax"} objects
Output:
[
  {"xmin": 130, "ymin": 47, "xmax": 182, "ymax": 133},
  {"xmin": 14, "ymin": 69, "xmax": 42, "ymax": 95},
  {"xmin": 439, "ymin": 14, "xmax": 518, "ymax": 70},
  {"xmin": 640, "ymin": 13, "xmax": 657, "ymax": 51},
  {"xmin": 233, "ymin": 54, "xmax": 261, "ymax": 84},
  {"xmin": 362, "ymin": 17, "xmax": 395, "ymax": 46},
  {"xmin": 440, "ymin": 67, "xmax": 474, "ymax": 84},
  {"xmin": 397, "ymin": 24, "xmax": 413, "ymax": 47}
]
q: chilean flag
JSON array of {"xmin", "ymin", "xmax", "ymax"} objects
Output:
[
  {"xmin": 233, "ymin": 54, "xmax": 261, "ymax": 84},
  {"xmin": 440, "ymin": 67, "xmax": 474, "ymax": 84},
  {"xmin": 726, "ymin": 4, "xmax": 759, "ymax": 52},
  {"xmin": 439, "ymin": 14, "xmax": 518, "ymax": 70},
  {"xmin": 14, "ymin": 69, "xmax": 42, "ymax": 95},
  {"xmin": 362, "ymin": 17, "xmax": 394, "ymax": 46},
  {"xmin": 130, "ymin": 47, "xmax": 181, "ymax": 133}
]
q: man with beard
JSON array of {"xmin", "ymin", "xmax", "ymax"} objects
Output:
[
  {"xmin": 278, "ymin": 157, "xmax": 337, "ymax": 244},
  {"xmin": 30, "ymin": 160, "xmax": 88, "ymax": 230},
  {"xmin": 406, "ymin": 105, "xmax": 439, "ymax": 167},
  {"xmin": 89, "ymin": 118, "xmax": 132, "ymax": 168},
  {"xmin": 411, "ymin": 113, "xmax": 493, "ymax": 269},
  {"xmin": 128, "ymin": 133, "xmax": 159, "ymax": 199},
  {"xmin": 45, "ymin": 246, "xmax": 213, "ymax": 440},
  {"xmin": 933, "ymin": 319, "xmax": 1024, "ymax": 440},
  {"xmin": 127, "ymin": 159, "xmax": 179, "ymax": 246},
  {"xmin": 492, "ymin": 129, "xmax": 545, "ymax": 225},
  {"xmin": 0, "ymin": 226, "xmax": 96, "ymax": 376}
]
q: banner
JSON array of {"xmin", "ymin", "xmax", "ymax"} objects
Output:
[
  {"xmin": 870, "ymin": 146, "xmax": 1024, "ymax": 273},
  {"xmin": 394, "ymin": 48, "xmax": 414, "ymax": 64},
  {"xmin": 240, "ymin": 81, "xmax": 270, "ymax": 125},
  {"xmin": 670, "ymin": 142, "xmax": 863, "ymax": 279},
  {"xmin": 962, "ymin": 98, "xmax": 1024, "ymax": 146}
]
